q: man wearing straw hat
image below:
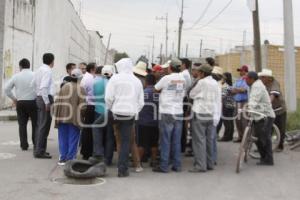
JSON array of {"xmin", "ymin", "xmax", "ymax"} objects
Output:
[{"xmin": 258, "ymin": 69, "xmax": 287, "ymax": 152}]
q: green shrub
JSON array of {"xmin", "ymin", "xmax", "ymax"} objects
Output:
[{"xmin": 287, "ymin": 100, "xmax": 300, "ymax": 131}]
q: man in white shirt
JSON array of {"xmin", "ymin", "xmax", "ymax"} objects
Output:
[
  {"xmin": 80, "ymin": 63, "xmax": 96, "ymax": 160},
  {"xmin": 105, "ymin": 58, "xmax": 144, "ymax": 177},
  {"xmin": 246, "ymin": 72, "xmax": 275, "ymax": 166},
  {"xmin": 179, "ymin": 58, "xmax": 192, "ymax": 154},
  {"xmin": 5, "ymin": 58, "xmax": 37, "ymax": 151},
  {"xmin": 33, "ymin": 53, "xmax": 55, "ymax": 159},
  {"xmin": 153, "ymin": 58, "xmax": 186, "ymax": 173},
  {"xmin": 189, "ymin": 64, "xmax": 221, "ymax": 172}
]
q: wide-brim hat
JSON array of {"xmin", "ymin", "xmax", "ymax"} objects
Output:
[
  {"xmin": 133, "ymin": 61, "xmax": 147, "ymax": 77},
  {"xmin": 258, "ymin": 69, "xmax": 273, "ymax": 77},
  {"xmin": 212, "ymin": 66, "xmax": 223, "ymax": 75}
]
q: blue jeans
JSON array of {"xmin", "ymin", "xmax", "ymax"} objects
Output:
[
  {"xmin": 114, "ymin": 115, "xmax": 135, "ymax": 174},
  {"xmin": 58, "ymin": 123, "xmax": 80, "ymax": 161},
  {"xmin": 159, "ymin": 114, "xmax": 183, "ymax": 172},
  {"xmin": 92, "ymin": 112, "xmax": 115, "ymax": 165}
]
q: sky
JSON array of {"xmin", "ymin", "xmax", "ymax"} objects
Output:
[{"xmin": 71, "ymin": 0, "xmax": 300, "ymax": 62}]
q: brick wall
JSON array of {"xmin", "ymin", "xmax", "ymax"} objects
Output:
[{"xmin": 216, "ymin": 45, "xmax": 300, "ymax": 98}]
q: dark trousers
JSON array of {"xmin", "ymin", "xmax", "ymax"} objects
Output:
[
  {"xmin": 80, "ymin": 105, "xmax": 95, "ymax": 159},
  {"xmin": 114, "ymin": 115, "xmax": 135, "ymax": 174},
  {"xmin": 181, "ymin": 97, "xmax": 189, "ymax": 152},
  {"xmin": 274, "ymin": 112, "xmax": 287, "ymax": 149},
  {"xmin": 16, "ymin": 100, "xmax": 37, "ymax": 150},
  {"xmin": 217, "ymin": 108, "xmax": 235, "ymax": 140},
  {"xmin": 254, "ymin": 117, "xmax": 274, "ymax": 164},
  {"xmin": 35, "ymin": 96, "xmax": 52, "ymax": 155},
  {"xmin": 92, "ymin": 112, "xmax": 115, "ymax": 165}
]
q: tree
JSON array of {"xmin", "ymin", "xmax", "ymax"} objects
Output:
[{"xmin": 114, "ymin": 52, "xmax": 129, "ymax": 63}]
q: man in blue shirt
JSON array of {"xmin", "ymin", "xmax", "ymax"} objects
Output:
[
  {"xmin": 231, "ymin": 65, "xmax": 249, "ymax": 142},
  {"xmin": 138, "ymin": 74, "xmax": 159, "ymax": 167},
  {"xmin": 91, "ymin": 66, "xmax": 114, "ymax": 165}
]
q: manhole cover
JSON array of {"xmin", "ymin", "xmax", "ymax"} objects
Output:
[
  {"xmin": 0, "ymin": 153, "xmax": 16, "ymax": 160},
  {"xmin": 52, "ymin": 177, "xmax": 106, "ymax": 186}
]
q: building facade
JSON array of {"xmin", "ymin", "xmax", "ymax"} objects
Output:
[
  {"xmin": 0, "ymin": 0, "xmax": 114, "ymax": 109},
  {"xmin": 216, "ymin": 44, "xmax": 300, "ymax": 98}
]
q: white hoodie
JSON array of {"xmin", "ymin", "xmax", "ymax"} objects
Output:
[{"xmin": 105, "ymin": 58, "xmax": 144, "ymax": 117}]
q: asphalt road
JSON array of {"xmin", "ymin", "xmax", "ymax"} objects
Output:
[{"xmin": 0, "ymin": 121, "xmax": 299, "ymax": 200}]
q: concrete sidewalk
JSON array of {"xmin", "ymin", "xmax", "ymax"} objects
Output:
[{"xmin": 0, "ymin": 109, "xmax": 17, "ymax": 121}]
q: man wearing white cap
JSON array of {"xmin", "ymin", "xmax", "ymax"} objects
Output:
[
  {"xmin": 53, "ymin": 68, "xmax": 86, "ymax": 165},
  {"xmin": 258, "ymin": 69, "xmax": 287, "ymax": 151},
  {"xmin": 153, "ymin": 58, "xmax": 186, "ymax": 173}
]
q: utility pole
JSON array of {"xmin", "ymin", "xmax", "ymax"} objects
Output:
[
  {"xmin": 172, "ymin": 42, "xmax": 175, "ymax": 58},
  {"xmin": 199, "ymin": 40, "xmax": 203, "ymax": 58},
  {"xmin": 283, "ymin": 0, "xmax": 297, "ymax": 112},
  {"xmin": 147, "ymin": 34, "xmax": 155, "ymax": 64},
  {"xmin": 185, "ymin": 43, "xmax": 189, "ymax": 57},
  {"xmin": 151, "ymin": 34, "xmax": 155, "ymax": 64},
  {"xmin": 159, "ymin": 43, "xmax": 163, "ymax": 64},
  {"xmin": 178, "ymin": 0, "xmax": 184, "ymax": 58},
  {"xmin": 156, "ymin": 13, "xmax": 169, "ymax": 63},
  {"xmin": 166, "ymin": 13, "xmax": 168, "ymax": 60},
  {"xmin": 252, "ymin": 0, "xmax": 262, "ymax": 72},
  {"xmin": 241, "ymin": 30, "xmax": 247, "ymax": 65},
  {"xmin": 104, "ymin": 33, "xmax": 111, "ymax": 65}
]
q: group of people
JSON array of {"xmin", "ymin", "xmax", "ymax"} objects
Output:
[{"xmin": 5, "ymin": 53, "xmax": 287, "ymax": 177}]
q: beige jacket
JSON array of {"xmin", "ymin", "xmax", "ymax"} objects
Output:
[{"xmin": 53, "ymin": 82, "xmax": 86, "ymax": 128}]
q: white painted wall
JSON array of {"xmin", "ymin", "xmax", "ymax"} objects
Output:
[{"xmin": 0, "ymin": 0, "xmax": 114, "ymax": 108}]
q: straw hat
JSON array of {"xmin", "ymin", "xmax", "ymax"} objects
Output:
[
  {"xmin": 212, "ymin": 66, "xmax": 223, "ymax": 75},
  {"xmin": 133, "ymin": 61, "xmax": 147, "ymax": 77},
  {"xmin": 258, "ymin": 69, "xmax": 273, "ymax": 77}
]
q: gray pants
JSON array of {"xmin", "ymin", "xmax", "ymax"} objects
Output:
[
  {"xmin": 34, "ymin": 96, "xmax": 52, "ymax": 156},
  {"xmin": 191, "ymin": 113, "xmax": 214, "ymax": 171}
]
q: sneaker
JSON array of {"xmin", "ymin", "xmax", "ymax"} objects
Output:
[
  {"xmin": 256, "ymin": 161, "xmax": 274, "ymax": 166},
  {"xmin": 58, "ymin": 160, "xmax": 66, "ymax": 166},
  {"xmin": 152, "ymin": 167, "xmax": 168, "ymax": 173},
  {"xmin": 135, "ymin": 166, "xmax": 144, "ymax": 173},
  {"xmin": 118, "ymin": 171, "xmax": 129, "ymax": 178},
  {"xmin": 171, "ymin": 167, "xmax": 181, "ymax": 172}
]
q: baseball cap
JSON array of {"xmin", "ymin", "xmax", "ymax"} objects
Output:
[
  {"xmin": 102, "ymin": 65, "xmax": 115, "ymax": 76},
  {"xmin": 162, "ymin": 60, "xmax": 171, "ymax": 69},
  {"xmin": 237, "ymin": 65, "xmax": 249, "ymax": 72},
  {"xmin": 169, "ymin": 58, "xmax": 182, "ymax": 68},
  {"xmin": 71, "ymin": 68, "xmax": 83, "ymax": 79},
  {"xmin": 247, "ymin": 71, "xmax": 259, "ymax": 80},
  {"xmin": 152, "ymin": 65, "xmax": 162, "ymax": 72},
  {"xmin": 198, "ymin": 64, "xmax": 213, "ymax": 73}
]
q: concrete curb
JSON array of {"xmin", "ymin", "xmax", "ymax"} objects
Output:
[{"xmin": 0, "ymin": 110, "xmax": 17, "ymax": 121}]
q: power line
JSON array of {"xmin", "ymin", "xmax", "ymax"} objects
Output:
[
  {"xmin": 186, "ymin": 0, "xmax": 233, "ymax": 31},
  {"xmin": 185, "ymin": 0, "xmax": 214, "ymax": 30}
]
